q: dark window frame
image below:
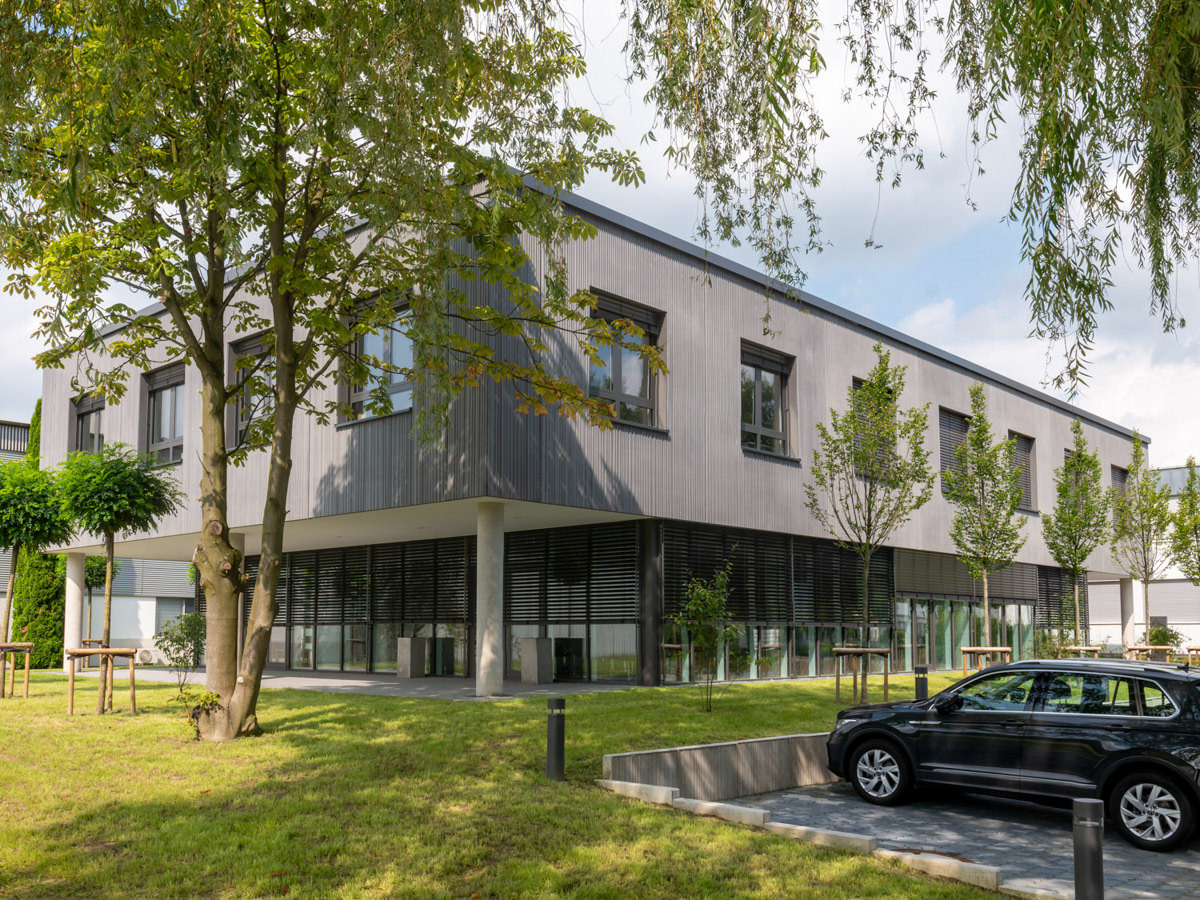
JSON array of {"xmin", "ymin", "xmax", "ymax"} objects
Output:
[
  {"xmin": 346, "ymin": 305, "xmax": 415, "ymax": 421},
  {"xmin": 230, "ymin": 333, "xmax": 273, "ymax": 446},
  {"xmin": 938, "ymin": 407, "xmax": 971, "ymax": 492},
  {"xmin": 1009, "ymin": 430, "xmax": 1036, "ymax": 512},
  {"xmin": 73, "ymin": 392, "xmax": 105, "ymax": 453},
  {"xmin": 145, "ymin": 364, "xmax": 185, "ymax": 464},
  {"xmin": 587, "ymin": 292, "xmax": 662, "ymax": 428},
  {"xmin": 740, "ymin": 343, "xmax": 791, "ymax": 455}
]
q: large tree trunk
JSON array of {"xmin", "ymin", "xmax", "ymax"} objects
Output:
[
  {"xmin": 1, "ymin": 545, "xmax": 18, "ymax": 644},
  {"xmin": 196, "ymin": 271, "xmax": 298, "ymax": 741},
  {"xmin": 97, "ymin": 532, "xmax": 114, "ymax": 714}
]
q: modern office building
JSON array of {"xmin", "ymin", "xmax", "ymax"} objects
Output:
[
  {"xmin": 44, "ymin": 188, "xmax": 1144, "ymax": 688},
  {"xmin": 1089, "ymin": 465, "xmax": 1200, "ymax": 648}
]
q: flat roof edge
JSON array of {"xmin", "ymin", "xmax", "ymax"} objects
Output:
[{"xmin": 547, "ymin": 182, "xmax": 1141, "ymax": 443}]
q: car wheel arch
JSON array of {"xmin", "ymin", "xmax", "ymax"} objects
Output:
[
  {"xmin": 843, "ymin": 729, "xmax": 915, "ymax": 774},
  {"xmin": 1099, "ymin": 758, "xmax": 1200, "ymax": 809}
]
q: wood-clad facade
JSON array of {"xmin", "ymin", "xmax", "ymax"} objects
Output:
[{"xmin": 44, "ymin": 188, "xmax": 1142, "ymax": 684}]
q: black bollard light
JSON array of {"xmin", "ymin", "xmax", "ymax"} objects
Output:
[
  {"xmin": 1073, "ymin": 798, "xmax": 1105, "ymax": 900},
  {"xmin": 914, "ymin": 665, "xmax": 928, "ymax": 701},
  {"xmin": 547, "ymin": 697, "xmax": 566, "ymax": 781}
]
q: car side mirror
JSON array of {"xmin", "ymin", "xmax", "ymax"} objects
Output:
[{"xmin": 934, "ymin": 693, "xmax": 963, "ymax": 714}]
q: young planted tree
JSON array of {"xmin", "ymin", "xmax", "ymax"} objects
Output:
[
  {"xmin": 942, "ymin": 384, "xmax": 1027, "ymax": 648},
  {"xmin": 154, "ymin": 611, "xmax": 207, "ymax": 701},
  {"xmin": 1110, "ymin": 435, "xmax": 1174, "ymax": 645},
  {"xmin": 1041, "ymin": 420, "xmax": 1110, "ymax": 642},
  {"xmin": 58, "ymin": 445, "xmax": 182, "ymax": 713},
  {"xmin": 1170, "ymin": 459, "xmax": 1200, "ymax": 589},
  {"xmin": 671, "ymin": 561, "xmax": 741, "ymax": 713},
  {"xmin": 0, "ymin": 463, "xmax": 72, "ymax": 659},
  {"xmin": 805, "ymin": 344, "xmax": 935, "ymax": 643}
]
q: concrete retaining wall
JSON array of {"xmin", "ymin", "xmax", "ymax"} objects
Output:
[{"xmin": 602, "ymin": 732, "xmax": 837, "ymax": 801}]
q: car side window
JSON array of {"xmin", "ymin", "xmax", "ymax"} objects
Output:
[
  {"xmin": 1042, "ymin": 673, "xmax": 1134, "ymax": 715},
  {"xmin": 957, "ymin": 671, "xmax": 1038, "ymax": 711},
  {"xmin": 1138, "ymin": 680, "xmax": 1178, "ymax": 718}
]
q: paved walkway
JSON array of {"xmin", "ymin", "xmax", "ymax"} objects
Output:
[
  {"xmin": 87, "ymin": 666, "xmax": 636, "ymax": 700},
  {"xmin": 743, "ymin": 783, "xmax": 1200, "ymax": 899}
]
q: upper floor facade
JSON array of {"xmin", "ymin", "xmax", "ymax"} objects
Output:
[{"xmin": 41, "ymin": 189, "xmax": 1142, "ymax": 573}]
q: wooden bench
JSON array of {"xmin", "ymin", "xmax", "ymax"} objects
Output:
[
  {"xmin": 1187, "ymin": 646, "xmax": 1200, "ymax": 666},
  {"xmin": 0, "ymin": 642, "xmax": 34, "ymax": 699},
  {"xmin": 64, "ymin": 648, "xmax": 138, "ymax": 715},
  {"xmin": 833, "ymin": 647, "xmax": 891, "ymax": 705},
  {"xmin": 1064, "ymin": 645, "xmax": 1102, "ymax": 658},
  {"xmin": 1124, "ymin": 644, "xmax": 1173, "ymax": 661},
  {"xmin": 961, "ymin": 646, "xmax": 1013, "ymax": 676}
]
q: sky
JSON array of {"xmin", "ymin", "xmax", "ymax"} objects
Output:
[{"xmin": 1, "ymin": 5, "xmax": 1196, "ymax": 466}]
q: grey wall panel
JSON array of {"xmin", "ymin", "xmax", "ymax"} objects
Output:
[
  {"xmin": 1088, "ymin": 581, "xmax": 1122, "ymax": 623},
  {"xmin": 1148, "ymin": 580, "xmax": 1200, "ymax": 623},
  {"xmin": 110, "ymin": 557, "xmax": 193, "ymax": 598}
]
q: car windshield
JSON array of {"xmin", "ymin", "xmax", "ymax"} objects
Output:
[{"xmin": 956, "ymin": 671, "xmax": 1037, "ymax": 711}]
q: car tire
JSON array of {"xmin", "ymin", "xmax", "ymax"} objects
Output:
[
  {"xmin": 848, "ymin": 739, "xmax": 912, "ymax": 806},
  {"xmin": 1108, "ymin": 772, "xmax": 1195, "ymax": 852}
]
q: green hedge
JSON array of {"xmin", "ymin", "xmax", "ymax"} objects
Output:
[{"xmin": 10, "ymin": 552, "xmax": 65, "ymax": 668}]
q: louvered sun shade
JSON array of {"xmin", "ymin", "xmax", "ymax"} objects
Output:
[
  {"xmin": 1036, "ymin": 565, "xmax": 1089, "ymax": 632},
  {"xmin": 1009, "ymin": 432, "xmax": 1035, "ymax": 510},
  {"xmin": 662, "ymin": 523, "xmax": 893, "ymax": 626},
  {"xmin": 504, "ymin": 523, "xmax": 640, "ymax": 624},
  {"xmin": 938, "ymin": 407, "xmax": 970, "ymax": 490}
]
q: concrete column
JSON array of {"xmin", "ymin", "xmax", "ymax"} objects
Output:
[
  {"xmin": 1119, "ymin": 577, "xmax": 1136, "ymax": 647},
  {"xmin": 63, "ymin": 552, "xmax": 85, "ymax": 674},
  {"xmin": 475, "ymin": 501, "xmax": 504, "ymax": 697},
  {"xmin": 230, "ymin": 532, "xmax": 247, "ymax": 666}
]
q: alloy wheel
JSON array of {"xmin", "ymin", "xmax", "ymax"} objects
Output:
[
  {"xmin": 855, "ymin": 748, "xmax": 901, "ymax": 799},
  {"xmin": 1119, "ymin": 782, "xmax": 1183, "ymax": 843}
]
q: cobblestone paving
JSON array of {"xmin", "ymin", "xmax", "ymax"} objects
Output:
[{"xmin": 742, "ymin": 783, "xmax": 1200, "ymax": 899}]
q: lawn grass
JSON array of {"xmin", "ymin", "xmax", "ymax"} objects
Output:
[{"xmin": 0, "ymin": 671, "xmax": 986, "ymax": 898}]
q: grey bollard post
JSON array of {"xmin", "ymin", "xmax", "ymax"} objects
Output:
[
  {"xmin": 914, "ymin": 665, "xmax": 928, "ymax": 701},
  {"xmin": 547, "ymin": 697, "xmax": 566, "ymax": 781},
  {"xmin": 1073, "ymin": 798, "xmax": 1105, "ymax": 900}
]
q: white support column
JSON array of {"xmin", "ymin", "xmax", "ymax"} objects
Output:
[
  {"xmin": 475, "ymin": 501, "xmax": 505, "ymax": 697},
  {"xmin": 1119, "ymin": 577, "xmax": 1136, "ymax": 648},
  {"xmin": 230, "ymin": 531, "xmax": 247, "ymax": 666},
  {"xmin": 63, "ymin": 552, "xmax": 86, "ymax": 674}
]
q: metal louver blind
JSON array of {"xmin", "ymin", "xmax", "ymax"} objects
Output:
[
  {"xmin": 243, "ymin": 556, "xmax": 259, "ymax": 627},
  {"xmin": 403, "ymin": 541, "xmax": 437, "ymax": 621},
  {"xmin": 316, "ymin": 549, "xmax": 344, "ymax": 623},
  {"xmin": 939, "ymin": 408, "xmax": 969, "ymax": 483},
  {"xmin": 434, "ymin": 538, "xmax": 470, "ymax": 621},
  {"xmin": 663, "ymin": 524, "xmax": 887, "ymax": 625},
  {"xmin": 343, "ymin": 547, "xmax": 370, "ymax": 621},
  {"xmin": 289, "ymin": 551, "xmax": 316, "ymax": 623},
  {"xmin": 371, "ymin": 543, "xmax": 404, "ymax": 621},
  {"xmin": 1010, "ymin": 433, "xmax": 1034, "ymax": 509},
  {"xmin": 1111, "ymin": 465, "xmax": 1128, "ymax": 494},
  {"xmin": 1036, "ymin": 566, "xmax": 1089, "ymax": 631},
  {"xmin": 505, "ymin": 523, "xmax": 639, "ymax": 624}
]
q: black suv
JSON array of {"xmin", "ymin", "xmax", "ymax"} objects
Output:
[{"xmin": 826, "ymin": 659, "xmax": 1200, "ymax": 851}]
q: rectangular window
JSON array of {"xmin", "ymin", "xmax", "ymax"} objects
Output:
[
  {"xmin": 939, "ymin": 408, "xmax": 970, "ymax": 490},
  {"xmin": 146, "ymin": 364, "xmax": 185, "ymax": 464},
  {"xmin": 740, "ymin": 343, "xmax": 790, "ymax": 454},
  {"xmin": 231, "ymin": 334, "xmax": 273, "ymax": 444},
  {"xmin": 588, "ymin": 294, "xmax": 661, "ymax": 427},
  {"xmin": 348, "ymin": 307, "xmax": 414, "ymax": 420},
  {"xmin": 1009, "ymin": 431, "xmax": 1035, "ymax": 510},
  {"xmin": 73, "ymin": 393, "xmax": 104, "ymax": 453},
  {"xmin": 1111, "ymin": 465, "xmax": 1128, "ymax": 495}
]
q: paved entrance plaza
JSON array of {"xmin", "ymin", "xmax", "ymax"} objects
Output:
[{"xmin": 743, "ymin": 783, "xmax": 1200, "ymax": 899}]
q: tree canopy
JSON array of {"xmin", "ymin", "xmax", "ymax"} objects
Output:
[
  {"xmin": 1171, "ymin": 458, "xmax": 1200, "ymax": 587},
  {"xmin": 1041, "ymin": 419, "xmax": 1109, "ymax": 639},
  {"xmin": 58, "ymin": 445, "xmax": 182, "ymax": 541},
  {"xmin": 942, "ymin": 382, "xmax": 1026, "ymax": 645},
  {"xmin": 804, "ymin": 343, "xmax": 934, "ymax": 640}
]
